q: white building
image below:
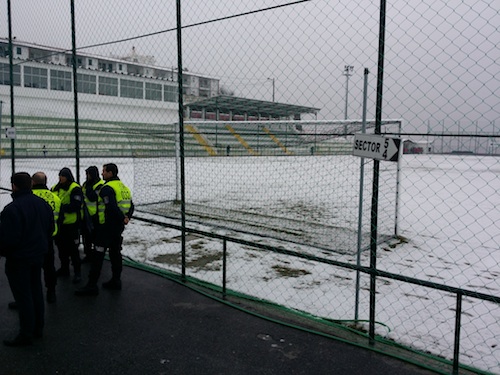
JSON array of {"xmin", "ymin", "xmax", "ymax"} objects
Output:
[{"xmin": 0, "ymin": 38, "xmax": 220, "ymax": 124}]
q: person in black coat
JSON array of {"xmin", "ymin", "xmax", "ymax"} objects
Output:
[
  {"xmin": 81, "ymin": 166, "xmax": 104, "ymax": 264},
  {"xmin": 0, "ymin": 172, "xmax": 54, "ymax": 346}
]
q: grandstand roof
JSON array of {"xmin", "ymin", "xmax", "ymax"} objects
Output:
[{"xmin": 185, "ymin": 95, "xmax": 320, "ymax": 118}]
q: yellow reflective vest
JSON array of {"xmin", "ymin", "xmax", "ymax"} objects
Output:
[
  {"xmin": 83, "ymin": 179, "xmax": 104, "ymax": 217},
  {"xmin": 33, "ymin": 188, "xmax": 61, "ymax": 236},
  {"xmin": 51, "ymin": 181, "xmax": 81, "ymax": 225},
  {"xmin": 97, "ymin": 180, "xmax": 132, "ymax": 225}
]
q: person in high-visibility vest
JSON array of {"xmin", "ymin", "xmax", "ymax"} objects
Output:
[
  {"xmin": 51, "ymin": 167, "xmax": 83, "ymax": 284},
  {"xmin": 81, "ymin": 166, "xmax": 104, "ymax": 264},
  {"xmin": 33, "ymin": 172, "xmax": 61, "ymax": 303},
  {"xmin": 76, "ymin": 163, "xmax": 134, "ymax": 296}
]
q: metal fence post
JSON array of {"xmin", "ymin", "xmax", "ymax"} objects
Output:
[
  {"xmin": 355, "ymin": 68, "xmax": 369, "ymax": 321},
  {"xmin": 176, "ymin": 0, "xmax": 187, "ymax": 280},
  {"xmin": 222, "ymin": 239, "xmax": 227, "ymax": 299},
  {"xmin": 453, "ymin": 293, "xmax": 463, "ymax": 375}
]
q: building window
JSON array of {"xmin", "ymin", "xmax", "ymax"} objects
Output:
[
  {"xmin": 199, "ymin": 78, "xmax": 210, "ymax": 89},
  {"xmin": 16, "ymin": 47, "xmax": 22, "ymax": 55},
  {"xmin": 199, "ymin": 78, "xmax": 210, "ymax": 97},
  {"xmin": 118, "ymin": 64, "xmax": 123, "ymax": 71},
  {"xmin": 120, "ymin": 79, "xmax": 143, "ymax": 99},
  {"xmin": 88, "ymin": 59, "xmax": 93, "ymax": 66},
  {"xmin": 50, "ymin": 69, "xmax": 72, "ymax": 91},
  {"xmin": 0, "ymin": 63, "xmax": 21, "ymax": 86},
  {"xmin": 164, "ymin": 85, "xmax": 178, "ymax": 102},
  {"xmin": 145, "ymin": 82, "xmax": 162, "ymax": 101},
  {"xmin": 98, "ymin": 76, "xmax": 118, "ymax": 96},
  {"xmin": 77, "ymin": 73, "xmax": 96, "ymax": 94},
  {"xmin": 24, "ymin": 66, "xmax": 48, "ymax": 89}
]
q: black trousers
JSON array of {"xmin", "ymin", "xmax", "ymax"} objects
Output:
[
  {"xmin": 54, "ymin": 223, "xmax": 81, "ymax": 276},
  {"xmin": 42, "ymin": 239, "xmax": 56, "ymax": 291},
  {"xmin": 82, "ymin": 215, "xmax": 98, "ymax": 258},
  {"xmin": 5, "ymin": 256, "xmax": 45, "ymax": 338},
  {"xmin": 82, "ymin": 232, "xmax": 94, "ymax": 258},
  {"xmin": 88, "ymin": 229, "xmax": 124, "ymax": 286}
]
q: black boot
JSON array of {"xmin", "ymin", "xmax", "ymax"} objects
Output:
[
  {"xmin": 46, "ymin": 289, "xmax": 57, "ymax": 304},
  {"xmin": 72, "ymin": 273, "xmax": 82, "ymax": 284},
  {"xmin": 7, "ymin": 301, "xmax": 17, "ymax": 310},
  {"xmin": 102, "ymin": 278, "xmax": 122, "ymax": 290},
  {"xmin": 81, "ymin": 256, "xmax": 92, "ymax": 264},
  {"xmin": 56, "ymin": 267, "xmax": 70, "ymax": 277},
  {"xmin": 3, "ymin": 334, "xmax": 32, "ymax": 347},
  {"xmin": 75, "ymin": 283, "xmax": 99, "ymax": 296}
]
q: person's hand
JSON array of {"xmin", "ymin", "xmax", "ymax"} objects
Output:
[{"xmin": 124, "ymin": 216, "xmax": 130, "ymax": 225}]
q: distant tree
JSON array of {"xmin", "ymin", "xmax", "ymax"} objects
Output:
[{"xmin": 219, "ymin": 85, "xmax": 235, "ymax": 96}]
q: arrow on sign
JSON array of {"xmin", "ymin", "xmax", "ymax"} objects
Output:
[{"xmin": 352, "ymin": 133, "xmax": 400, "ymax": 162}]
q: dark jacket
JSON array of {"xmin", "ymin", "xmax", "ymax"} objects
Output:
[{"xmin": 0, "ymin": 189, "xmax": 54, "ymax": 259}]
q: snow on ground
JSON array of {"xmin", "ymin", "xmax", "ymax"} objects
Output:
[{"xmin": 0, "ymin": 154, "xmax": 498, "ymax": 373}]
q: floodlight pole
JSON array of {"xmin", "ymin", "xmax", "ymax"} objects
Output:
[
  {"xmin": 343, "ymin": 65, "xmax": 354, "ymax": 135},
  {"xmin": 267, "ymin": 77, "xmax": 275, "ymax": 102}
]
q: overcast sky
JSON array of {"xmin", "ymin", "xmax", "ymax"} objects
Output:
[{"xmin": 1, "ymin": 0, "xmax": 498, "ymax": 132}]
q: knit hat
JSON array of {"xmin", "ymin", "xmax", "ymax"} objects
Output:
[
  {"xmin": 85, "ymin": 166, "xmax": 99, "ymax": 181},
  {"xmin": 59, "ymin": 167, "xmax": 75, "ymax": 182}
]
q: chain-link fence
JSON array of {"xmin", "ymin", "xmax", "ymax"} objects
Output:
[{"xmin": 0, "ymin": 1, "xmax": 499, "ymax": 374}]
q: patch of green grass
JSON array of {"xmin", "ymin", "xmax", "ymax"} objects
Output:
[
  {"xmin": 272, "ymin": 265, "xmax": 311, "ymax": 278},
  {"xmin": 153, "ymin": 250, "xmax": 222, "ymax": 269}
]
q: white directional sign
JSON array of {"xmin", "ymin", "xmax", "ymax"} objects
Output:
[
  {"xmin": 353, "ymin": 133, "xmax": 400, "ymax": 162},
  {"xmin": 5, "ymin": 127, "xmax": 16, "ymax": 139}
]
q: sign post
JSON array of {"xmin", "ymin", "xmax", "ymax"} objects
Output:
[
  {"xmin": 5, "ymin": 127, "xmax": 16, "ymax": 139},
  {"xmin": 353, "ymin": 133, "xmax": 400, "ymax": 162}
]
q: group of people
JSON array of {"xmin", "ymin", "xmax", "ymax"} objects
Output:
[{"xmin": 0, "ymin": 163, "xmax": 134, "ymax": 346}]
